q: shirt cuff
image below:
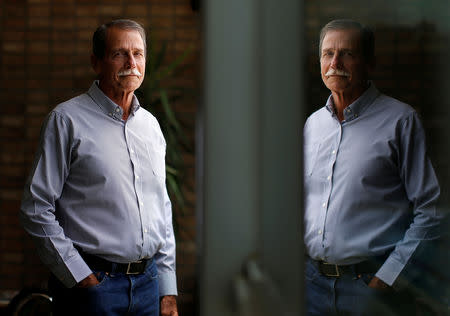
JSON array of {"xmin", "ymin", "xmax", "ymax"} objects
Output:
[
  {"xmin": 158, "ymin": 271, "xmax": 178, "ymax": 296},
  {"xmin": 52, "ymin": 254, "xmax": 92, "ymax": 288},
  {"xmin": 374, "ymin": 255, "xmax": 404, "ymax": 288}
]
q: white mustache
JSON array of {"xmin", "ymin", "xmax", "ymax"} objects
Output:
[
  {"xmin": 118, "ymin": 69, "xmax": 142, "ymax": 77},
  {"xmin": 325, "ymin": 69, "xmax": 350, "ymax": 77}
]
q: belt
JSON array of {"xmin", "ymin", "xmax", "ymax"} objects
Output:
[
  {"xmin": 79, "ymin": 250, "xmax": 152, "ymax": 275},
  {"xmin": 309, "ymin": 256, "xmax": 385, "ymax": 277}
]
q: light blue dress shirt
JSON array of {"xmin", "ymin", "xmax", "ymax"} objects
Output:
[
  {"xmin": 20, "ymin": 81, "xmax": 177, "ymax": 295},
  {"xmin": 303, "ymin": 83, "xmax": 441, "ymax": 286}
]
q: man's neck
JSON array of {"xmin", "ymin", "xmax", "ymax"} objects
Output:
[
  {"xmin": 331, "ymin": 84, "xmax": 368, "ymax": 121},
  {"xmin": 98, "ymin": 83, "xmax": 134, "ymax": 120}
]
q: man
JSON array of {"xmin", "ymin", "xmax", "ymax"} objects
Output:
[
  {"xmin": 303, "ymin": 19, "xmax": 442, "ymax": 315},
  {"xmin": 20, "ymin": 19, "xmax": 178, "ymax": 316}
]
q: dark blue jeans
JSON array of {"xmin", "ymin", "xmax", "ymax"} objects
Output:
[
  {"xmin": 49, "ymin": 259, "xmax": 159, "ymax": 316},
  {"xmin": 305, "ymin": 258, "xmax": 415, "ymax": 316}
]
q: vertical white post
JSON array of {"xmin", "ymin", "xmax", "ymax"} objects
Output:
[{"xmin": 198, "ymin": 1, "xmax": 304, "ymax": 315}]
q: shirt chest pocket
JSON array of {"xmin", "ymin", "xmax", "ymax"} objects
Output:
[
  {"xmin": 148, "ymin": 144, "xmax": 166, "ymax": 179},
  {"xmin": 304, "ymin": 142, "xmax": 320, "ymax": 176},
  {"xmin": 131, "ymin": 136, "xmax": 166, "ymax": 180}
]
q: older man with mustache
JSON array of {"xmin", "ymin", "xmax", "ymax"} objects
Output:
[
  {"xmin": 20, "ymin": 19, "xmax": 178, "ymax": 316},
  {"xmin": 303, "ymin": 19, "xmax": 442, "ymax": 315}
]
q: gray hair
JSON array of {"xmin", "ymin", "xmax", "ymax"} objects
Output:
[
  {"xmin": 92, "ymin": 19, "xmax": 147, "ymax": 59},
  {"xmin": 319, "ymin": 19, "xmax": 375, "ymax": 62}
]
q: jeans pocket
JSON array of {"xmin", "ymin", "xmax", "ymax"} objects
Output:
[
  {"xmin": 305, "ymin": 259, "xmax": 320, "ymax": 282},
  {"xmin": 357, "ymin": 273, "xmax": 392, "ymax": 297},
  {"xmin": 84, "ymin": 271, "xmax": 109, "ymax": 291},
  {"xmin": 145, "ymin": 260, "xmax": 158, "ymax": 281},
  {"xmin": 359, "ymin": 273, "xmax": 373, "ymax": 286}
]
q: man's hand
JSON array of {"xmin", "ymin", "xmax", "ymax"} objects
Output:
[
  {"xmin": 368, "ymin": 276, "xmax": 390, "ymax": 291},
  {"xmin": 160, "ymin": 295, "xmax": 178, "ymax": 316},
  {"xmin": 76, "ymin": 273, "xmax": 100, "ymax": 288}
]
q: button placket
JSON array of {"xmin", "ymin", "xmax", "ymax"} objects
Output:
[{"xmin": 321, "ymin": 124, "xmax": 341, "ymax": 248}]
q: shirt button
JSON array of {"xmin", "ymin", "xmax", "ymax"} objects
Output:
[
  {"xmin": 327, "ymin": 175, "xmax": 331, "ymax": 180},
  {"xmin": 136, "ymin": 175, "xmax": 140, "ymax": 179},
  {"xmin": 332, "ymin": 150, "xmax": 336, "ymax": 154},
  {"xmin": 322, "ymin": 203, "xmax": 326, "ymax": 208},
  {"xmin": 144, "ymin": 228, "xmax": 148, "ymax": 233},
  {"xmin": 130, "ymin": 149, "xmax": 135, "ymax": 154},
  {"xmin": 115, "ymin": 108, "xmax": 120, "ymax": 112},
  {"xmin": 140, "ymin": 202, "xmax": 144, "ymax": 206},
  {"xmin": 318, "ymin": 229, "xmax": 322, "ymax": 235}
]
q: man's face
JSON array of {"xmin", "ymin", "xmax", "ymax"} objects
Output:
[
  {"xmin": 320, "ymin": 29, "xmax": 370, "ymax": 97},
  {"xmin": 93, "ymin": 27, "xmax": 146, "ymax": 96}
]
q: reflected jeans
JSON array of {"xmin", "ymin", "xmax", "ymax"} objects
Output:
[
  {"xmin": 49, "ymin": 259, "xmax": 159, "ymax": 316},
  {"xmin": 305, "ymin": 258, "xmax": 415, "ymax": 316}
]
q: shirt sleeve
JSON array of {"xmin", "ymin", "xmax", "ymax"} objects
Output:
[
  {"xmin": 375, "ymin": 112, "xmax": 443, "ymax": 288},
  {"xmin": 19, "ymin": 111, "xmax": 92, "ymax": 288},
  {"xmin": 154, "ymin": 187, "xmax": 178, "ymax": 296}
]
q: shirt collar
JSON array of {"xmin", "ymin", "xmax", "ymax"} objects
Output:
[
  {"xmin": 325, "ymin": 81, "xmax": 380, "ymax": 122},
  {"xmin": 87, "ymin": 80, "xmax": 141, "ymax": 121}
]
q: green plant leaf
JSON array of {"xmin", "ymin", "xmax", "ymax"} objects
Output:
[
  {"xmin": 160, "ymin": 89, "xmax": 182, "ymax": 132},
  {"xmin": 138, "ymin": 38, "xmax": 194, "ymax": 233},
  {"xmin": 156, "ymin": 45, "xmax": 193, "ymax": 82},
  {"xmin": 167, "ymin": 172, "xmax": 185, "ymax": 210}
]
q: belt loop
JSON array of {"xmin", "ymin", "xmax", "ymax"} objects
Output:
[{"xmin": 112, "ymin": 262, "xmax": 119, "ymax": 274}]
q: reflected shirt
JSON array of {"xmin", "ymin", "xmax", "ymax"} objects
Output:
[
  {"xmin": 20, "ymin": 81, "xmax": 177, "ymax": 295},
  {"xmin": 303, "ymin": 83, "xmax": 441, "ymax": 286}
]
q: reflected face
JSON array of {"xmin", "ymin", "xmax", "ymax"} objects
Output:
[
  {"xmin": 320, "ymin": 29, "xmax": 369, "ymax": 97},
  {"xmin": 93, "ymin": 27, "xmax": 146, "ymax": 96}
]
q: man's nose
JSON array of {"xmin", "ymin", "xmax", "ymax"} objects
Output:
[
  {"xmin": 330, "ymin": 54, "xmax": 340, "ymax": 69},
  {"xmin": 126, "ymin": 54, "xmax": 137, "ymax": 68}
]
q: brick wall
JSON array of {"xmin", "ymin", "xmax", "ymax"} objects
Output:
[{"xmin": 0, "ymin": 0, "xmax": 200, "ymax": 314}]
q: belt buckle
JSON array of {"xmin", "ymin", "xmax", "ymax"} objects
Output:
[
  {"xmin": 126, "ymin": 260, "xmax": 142, "ymax": 275},
  {"xmin": 322, "ymin": 262, "xmax": 340, "ymax": 277}
]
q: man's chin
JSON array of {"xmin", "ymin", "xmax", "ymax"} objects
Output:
[
  {"xmin": 119, "ymin": 76, "xmax": 143, "ymax": 85},
  {"xmin": 117, "ymin": 80, "xmax": 143, "ymax": 92},
  {"xmin": 325, "ymin": 76, "xmax": 350, "ymax": 86},
  {"xmin": 325, "ymin": 81, "xmax": 350, "ymax": 92}
]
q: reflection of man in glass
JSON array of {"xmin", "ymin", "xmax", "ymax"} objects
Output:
[
  {"xmin": 303, "ymin": 19, "xmax": 442, "ymax": 315},
  {"xmin": 20, "ymin": 19, "xmax": 178, "ymax": 316}
]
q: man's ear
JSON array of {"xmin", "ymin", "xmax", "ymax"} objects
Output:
[{"xmin": 91, "ymin": 54, "xmax": 101, "ymax": 75}]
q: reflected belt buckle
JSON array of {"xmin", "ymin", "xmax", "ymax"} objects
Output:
[
  {"xmin": 126, "ymin": 260, "xmax": 143, "ymax": 275},
  {"xmin": 322, "ymin": 262, "xmax": 340, "ymax": 277}
]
